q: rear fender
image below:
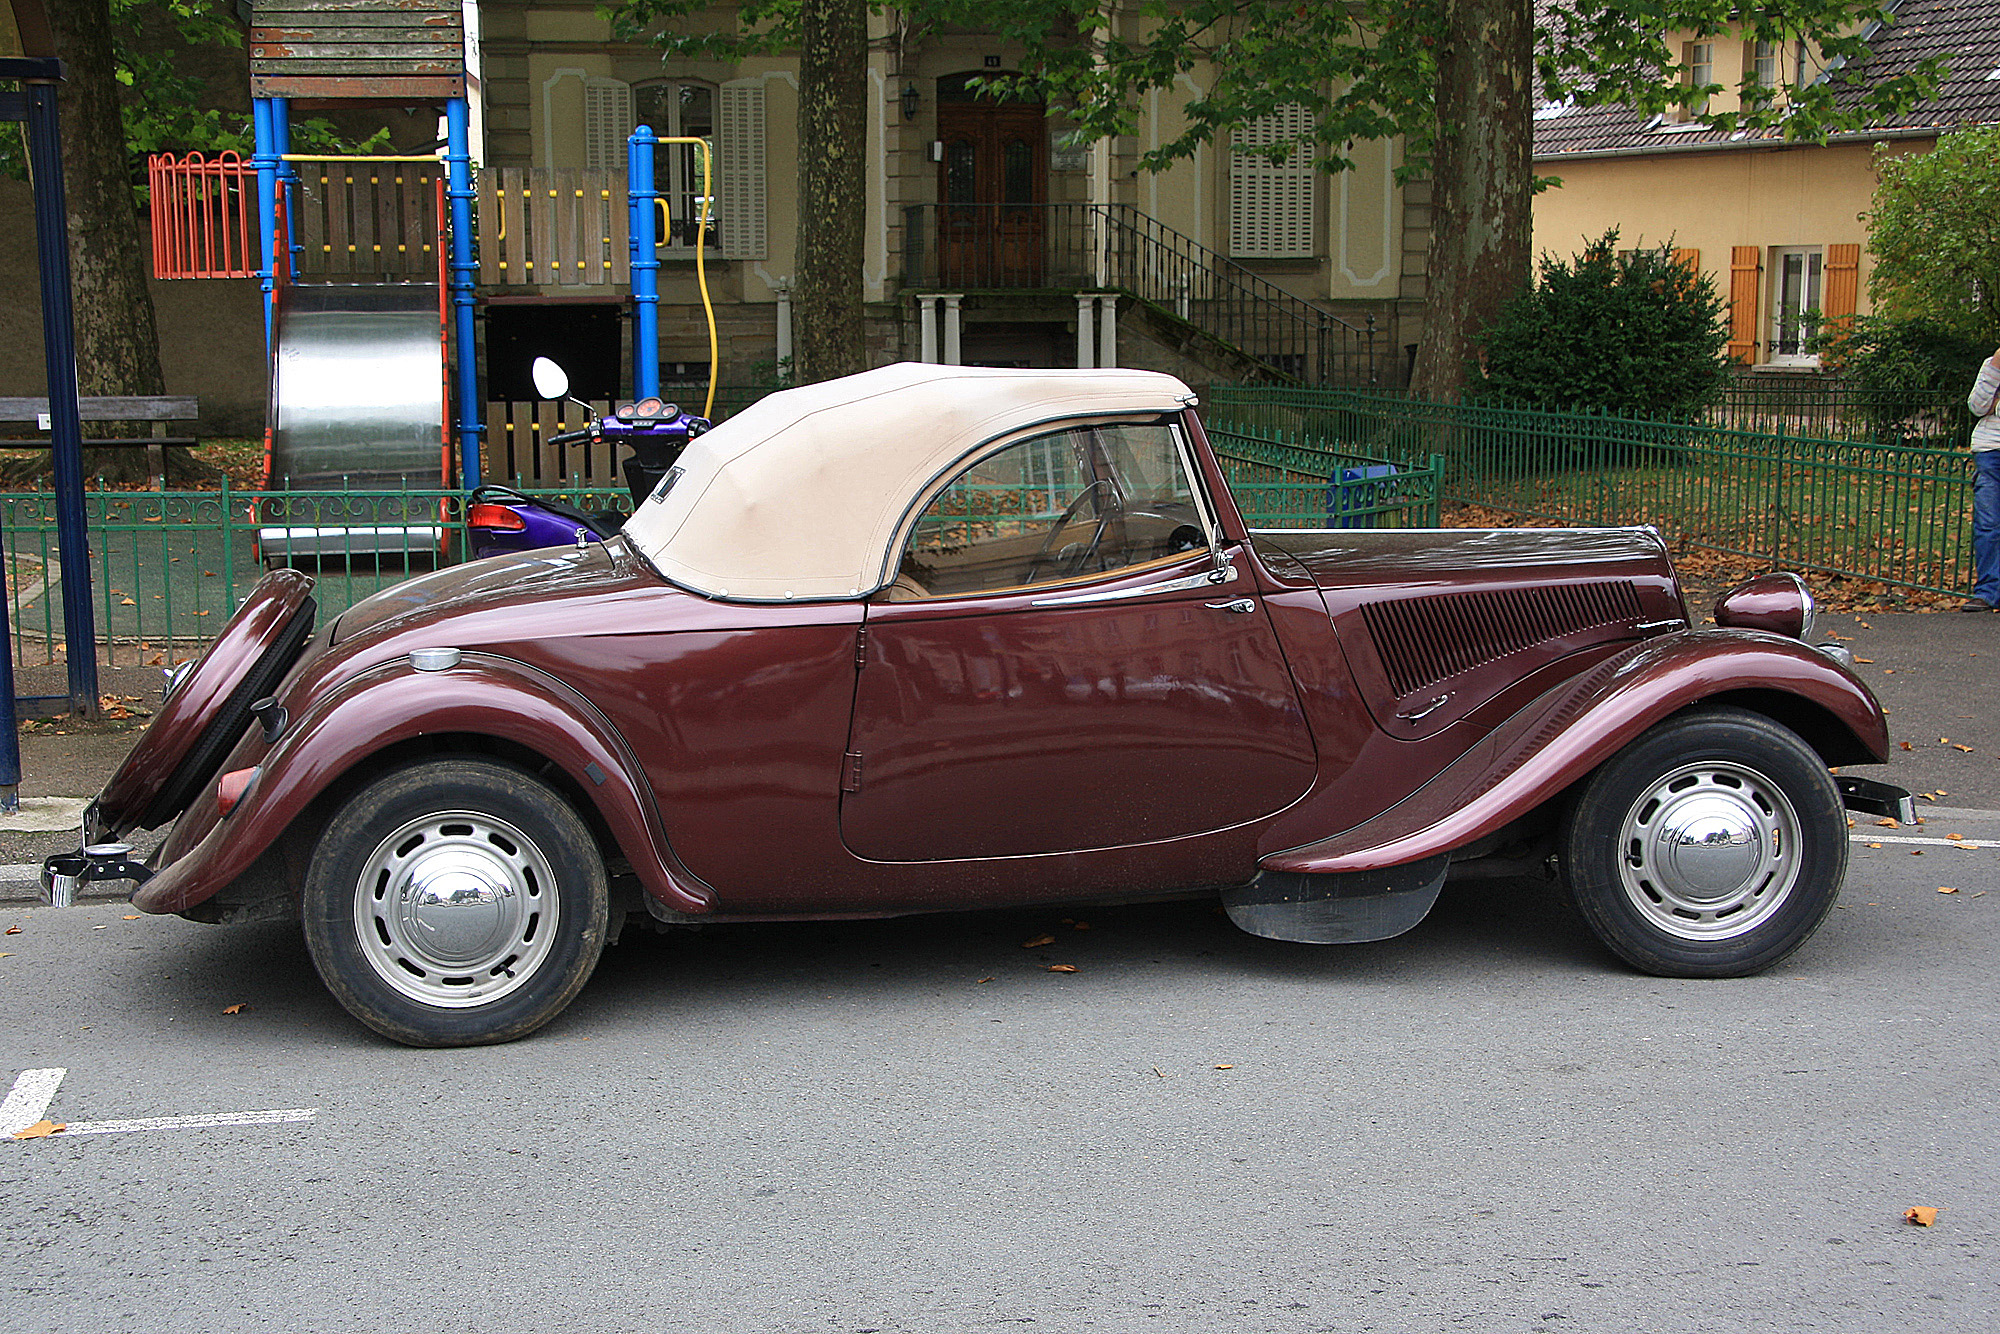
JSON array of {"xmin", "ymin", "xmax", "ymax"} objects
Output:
[
  {"xmin": 132, "ymin": 652, "xmax": 711, "ymax": 916},
  {"xmin": 1263, "ymin": 630, "xmax": 1889, "ymax": 875}
]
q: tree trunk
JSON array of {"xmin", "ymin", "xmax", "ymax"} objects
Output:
[
  {"xmin": 793, "ymin": 0, "xmax": 869, "ymax": 384},
  {"xmin": 40, "ymin": 0, "xmax": 171, "ymax": 484},
  {"xmin": 1408, "ymin": 0, "xmax": 1533, "ymax": 401}
]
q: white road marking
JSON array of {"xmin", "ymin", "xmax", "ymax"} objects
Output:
[
  {"xmin": 1, "ymin": 1067, "xmax": 65, "ymax": 1135},
  {"xmin": 4, "ymin": 1067, "xmax": 316, "ymax": 1140},
  {"xmin": 1851, "ymin": 834, "xmax": 1998, "ymax": 849},
  {"xmin": 59, "ymin": 1109, "xmax": 317, "ymax": 1137}
]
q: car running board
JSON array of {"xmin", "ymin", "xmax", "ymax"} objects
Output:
[{"xmin": 1223, "ymin": 854, "xmax": 1450, "ymax": 944}]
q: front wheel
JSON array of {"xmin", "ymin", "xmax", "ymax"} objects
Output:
[
  {"xmin": 1559, "ymin": 706, "xmax": 1847, "ymax": 978},
  {"xmin": 303, "ymin": 758, "xmax": 610, "ymax": 1046}
]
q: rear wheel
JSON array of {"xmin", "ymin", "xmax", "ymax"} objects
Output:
[
  {"xmin": 1560, "ymin": 706, "xmax": 1846, "ymax": 978},
  {"xmin": 302, "ymin": 758, "xmax": 609, "ymax": 1046}
]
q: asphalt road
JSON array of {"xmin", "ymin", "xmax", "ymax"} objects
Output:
[{"xmin": 4, "ymin": 833, "xmax": 1994, "ymax": 1333}]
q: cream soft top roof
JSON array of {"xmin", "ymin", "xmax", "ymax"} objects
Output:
[{"xmin": 622, "ymin": 362, "xmax": 1198, "ymax": 602}]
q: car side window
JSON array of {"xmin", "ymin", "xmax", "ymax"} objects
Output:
[{"xmin": 892, "ymin": 422, "xmax": 1206, "ymax": 600}]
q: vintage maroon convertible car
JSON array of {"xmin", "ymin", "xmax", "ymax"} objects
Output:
[{"xmin": 44, "ymin": 364, "xmax": 1910, "ymax": 1045}]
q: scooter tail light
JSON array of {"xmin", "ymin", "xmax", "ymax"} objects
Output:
[
  {"xmin": 466, "ymin": 503, "xmax": 527, "ymax": 531},
  {"xmin": 217, "ymin": 766, "xmax": 260, "ymax": 816}
]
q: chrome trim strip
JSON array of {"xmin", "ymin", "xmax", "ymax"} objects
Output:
[{"xmin": 1030, "ymin": 560, "xmax": 1238, "ymax": 607}]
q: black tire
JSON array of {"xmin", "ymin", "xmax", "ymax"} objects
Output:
[
  {"xmin": 302, "ymin": 758, "xmax": 610, "ymax": 1046},
  {"xmin": 1559, "ymin": 705, "xmax": 1847, "ymax": 978}
]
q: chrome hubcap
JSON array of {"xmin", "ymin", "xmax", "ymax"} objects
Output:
[
  {"xmin": 354, "ymin": 811, "xmax": 558, "ymax": 1008},
  {"xmin": 1617, "ymin": 761, "xmax": 1802, "ymax": 940}
]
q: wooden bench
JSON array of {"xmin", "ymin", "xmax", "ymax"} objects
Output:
[{"xmin": 0, "ymin": 395, "xmax": 201, "ymax": 488}]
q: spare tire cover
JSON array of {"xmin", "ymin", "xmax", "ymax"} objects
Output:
[{"xmin": 97, "ymin": 568, "xmax": 317, "ymax": 834}]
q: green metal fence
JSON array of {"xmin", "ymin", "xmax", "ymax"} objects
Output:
[
  {"xmin": 1709, "ymin": 374, "xmax": 1972, "ymax": 446},
  {"xmin": 1209, "ymin": 424, "xmax": 1441, "ymax": 528},
  {"xmin": 2, "ymin": 483, "xmax": 629, "ymax": 667},
  {"xmin": 1205, "ymin": 386, "xmax": 1975, "ymax": 595}
]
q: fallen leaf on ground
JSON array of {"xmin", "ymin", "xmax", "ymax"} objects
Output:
[
  {"xmin": 1940, "ymin": 738, "xmax": 1951, "ymax": 744},
  {"xmin": 1875, "ymin": 818, "xmax": 1900, "ymax": 828},
  {"xmin": 1899, "ymin": 741, "xmax": 1913, "ymax": 751},
  {"xmin": 1866, "ymin": 842, "xmax": 1883, "ymax": 849},
  {"xmin": 1213, "ymin": 1064, "xmax": 1235, "ymax": 1070},
  {"xmin": 1021, "ymin": 934, "xmax": 1056, "ymax": 949},
  {"xmin": 1911, "ymin": 849, "xmax": 1925, "ymax": 856},
  {"xmin": 1946, "ymin": 833, "xmax": 1965, "ymax": 841},
  {"xmin": 1939, "ymin": 887, "xmax": 1960, "ymax": 894},
  {"xmin": 1905, "ymin": 1206, "xmax": 1939, "ymax": 1227},
  {"xmin": 222, "ymin": 1003, "xmax": 248, "ymax": 1014},
  {"xmin": 1953, "ymin": 745, "xmax": 1973, "ymax": 753},
  {"xmin": 1071, "ymin": 921, "xmax": 1091, "ymax": 931},
  {"xmin": 1854, "ymin": 657, "xmax": 1873, "ymax": 663},
  {"xmin": 1153, "ymin": 1067, "xmax": 1168, "ymax": 1078},
  {"xmin": 122, "ymin": 915, "xmax": 139, "ymax": 920},
  {"xmin": 3, "ymin": 925, "xmax": 19, "ymax": 935},
  {"xmin": 1044, "ymin": 963, "xmax": 1078, "ymax": 973},
  {"xmin": 975, "ymin": 976, "xmax": 993, "ymax": 984},
  {"xmin": 1973, "ymin": 891, "xmax": 1988, "ymax": 898},
  {"xmin": 11, "ymin": 1120, "xmax": 64, "ymax": 1140}
]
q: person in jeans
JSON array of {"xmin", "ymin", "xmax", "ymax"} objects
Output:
[{"xmin": 1966, "ymin": 346, "xmax": 2000, "ymax": 611}]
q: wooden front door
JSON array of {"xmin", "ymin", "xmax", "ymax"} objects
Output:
[{"xmin": 936, "ymin": 94, "xmax": 1046, "ymax": 287}]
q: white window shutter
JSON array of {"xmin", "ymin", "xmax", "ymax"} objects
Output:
[
  {"xmin": 584, "ymin": 79, "xmax": 633, "ymax": 171},
  {"xmin": 1229, "ymin": 105, "xmax": 1317, "ymax": 259},
  {"xmin": 718, "ymin": 79, "xmax": 768, "ymax": 261}
]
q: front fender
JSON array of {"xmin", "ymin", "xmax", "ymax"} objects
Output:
[
  {"xmin": 1263, "ymin": 629, "xmax": 1888, "ymax": 875},
  {"xmin": 132, "ymin": 651, "xmax": 712, "ymax": 916}
]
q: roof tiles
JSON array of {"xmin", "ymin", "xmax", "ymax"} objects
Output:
[{"xmin": 1534, "ymin": 0, "xmax": 2000, "ymax": 159}]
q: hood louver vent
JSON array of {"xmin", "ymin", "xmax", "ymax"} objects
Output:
[{"xmin": 1361, "ymin": 580, "xmax": 1641, "ymax": 699}]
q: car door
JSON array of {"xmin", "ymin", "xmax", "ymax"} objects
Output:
[{"xmin": 840, "ymin": 419, "xmax": 1317, "ymax": 863}]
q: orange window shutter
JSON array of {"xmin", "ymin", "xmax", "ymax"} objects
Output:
[
  {"xmin": 1728, "ymin": 245, "xmax": 1762, "ymax": 364},
  {"xmin": 1824, "ymin": 243, "xmax": 1861, "ymax": 328},
  {"xmin": 1673, "ymin": 247, "xmax": 1700, "ymax": 273}
]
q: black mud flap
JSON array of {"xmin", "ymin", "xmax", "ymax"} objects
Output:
[{"xmin": 1223, "ymin": 853, "xmax": 1450, "ymax": 944}]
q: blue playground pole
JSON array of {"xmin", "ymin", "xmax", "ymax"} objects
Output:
[
  {"xmin": 252, "ymin": 98, "xmax": 278, "ymax": 352},
  {"xmin": 627, "ymin": 127, "xmax": 660, "ymax": 400},
  {"xmin": 270, "ymin": 97, "xmax": 298, "ymax": 277},
  {"xmin": 445, "ymin": 98, "xmax": 482, "ymax": 487}
]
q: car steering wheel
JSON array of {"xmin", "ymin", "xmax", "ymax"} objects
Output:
[{"xmin": 1031, "ymin": 479, "xmax": 1116, "ymax": 579}]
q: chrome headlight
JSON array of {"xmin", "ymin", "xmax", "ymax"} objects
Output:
[{"xmin": 1713, "ymin": 572, "xmax": 1815, "ymax": 641}]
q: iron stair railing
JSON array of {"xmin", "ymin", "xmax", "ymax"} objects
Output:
[{"xmin": 902, "ymin": 202, "xmax": 1379, "ymax": 386}]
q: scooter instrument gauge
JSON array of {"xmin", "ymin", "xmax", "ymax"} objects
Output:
[{"xmin": 635, "ymin": 397, "xmax": 664, "ymax": 417}]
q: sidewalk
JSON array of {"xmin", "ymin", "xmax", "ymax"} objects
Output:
[{"xmin": 1, "ymin": 611, "xmax": 1994, "ymax": 900}]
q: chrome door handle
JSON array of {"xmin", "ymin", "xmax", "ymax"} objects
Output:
[{"xmin": 1205, "ymin": 598, "xmax": 1255, "ymax": 614}]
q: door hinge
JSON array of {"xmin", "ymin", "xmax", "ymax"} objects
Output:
[
  {"xmin": 841, "ymin": 751, "xmax": 864, "ymax": 792},
  {"xmin": 853, "ymin": 623, "xmax": 869, "ymax": 668}
]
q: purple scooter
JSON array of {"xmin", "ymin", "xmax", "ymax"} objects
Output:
[{"xmin": 467, "ymin": 358, "xmax": 710, "ymax": 559}]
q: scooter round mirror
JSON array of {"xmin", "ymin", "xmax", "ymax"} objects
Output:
[{"xmin": 531, "ymin": 357, "xmax": 570, "ymax": 401}]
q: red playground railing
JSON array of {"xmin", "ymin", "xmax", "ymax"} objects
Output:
[{"xmin": 149, "ymin": 151, "xmax": 260, "ymax": 280}]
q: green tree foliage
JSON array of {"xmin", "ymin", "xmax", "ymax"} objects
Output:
[
  {"xmin": 1864, "ymin": 123, "xmax": 2000, "ymax": 348},
  {"xmin": 1479, "ymin": 230, "xmax": 1728, "ymax": 421},
  {"xmin": 5, "ymin": 0, "xmax": 386, "ymax": 184},
  {"xmin": 920, "ymin": 0, "xmax": 1944, "ymax": 398},
  {"xmin": 1818, "ymin": 316, "xmax": 1986, "ymax": 444}
]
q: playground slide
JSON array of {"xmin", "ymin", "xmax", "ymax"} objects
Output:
[{"xmin": 262, "ymin": 282, "xmax": 449, "ymax": 561}]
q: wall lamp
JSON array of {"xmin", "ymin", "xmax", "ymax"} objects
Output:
[{"xmin": 901, "ymin": 83, "xmax": 921, "ymax": 122}]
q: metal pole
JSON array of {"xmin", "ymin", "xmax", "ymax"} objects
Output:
[
  {"xmin": 253, "ymin": 98, "xmax": 278, "ymax": 351},
  {"xmin": 627, "ymin": 126, "xmax": 660, "ymax": 400},
  {"xmin": 446, "ymin": 99, "xmax": 483, "ymax": 487},
  {"xmin": 24, "ymin": 73, "xmax": 98, "ymax": 721}
]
